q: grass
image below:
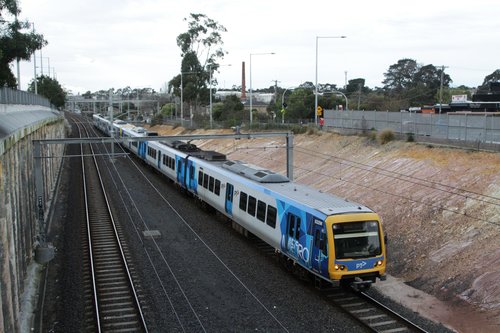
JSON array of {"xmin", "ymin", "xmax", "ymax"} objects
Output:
[{"xmin": 377, "ymin": 129, "xmax": 395, "ymax": 145}]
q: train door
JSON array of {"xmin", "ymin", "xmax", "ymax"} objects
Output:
[
  {"xmin": 186, "ymin": 161, "xmax": 197, "ymax": 192},
  {"xmin": 225, "ymin": 183, "xmax": 234, "ymax": 215},
  {"xmin": 286, "ymin": 213, "xmax": 301, "ymax": 259},
  {"xmin": 138, "ymin": 142, "xmax": 147, "ymax": 159},
  {"xmin": 176, "ymin": 157, "xmax": 184, "ymax": 186},
  {"xmin": 311, "ymin": 219, "xmax": 327, "ymax": 274}
]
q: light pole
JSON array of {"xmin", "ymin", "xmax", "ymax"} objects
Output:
[
  {"xmin": 208, "ymin": 64, "xmax": 231, "ymax": 129},
  {"xmin": 31, "ymin": 22, "xmax": 37, "ymax": 94},
  {"xmin": 332, "ymin": 90, "xmax": 349, "ymax": 111},
  {"xmin": 438, "ymin": 65, "xmax": 448, "ymax": 114},
  {"xmin": 249, "ymin": 52, "xmax": 275, "ymax": 126},
  {"xmin": 315, "ymin": 36, "xmax": 346, "ymax": 125}
]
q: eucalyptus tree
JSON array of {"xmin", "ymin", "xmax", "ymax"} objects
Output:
[{"xmin": 168, "ymin": 13, "xmax": 227, "ymax": 113}]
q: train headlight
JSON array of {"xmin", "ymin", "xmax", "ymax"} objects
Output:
[
  {"xmin": 335, "ymin": 264, "xmax": 340, "ymax": 270},
  {"xmin": 374, "ymin": 260, "xmax": 383, "ymax": 267}
]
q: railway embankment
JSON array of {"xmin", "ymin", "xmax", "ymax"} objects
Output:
[{"xmin": 148, "ymin": 124, "xmax": 500, "ymax": 333}]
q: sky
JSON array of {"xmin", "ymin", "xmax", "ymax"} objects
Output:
[{"xmin": 12, "ymin": 0, "xmax": 500, "ymax": 95}]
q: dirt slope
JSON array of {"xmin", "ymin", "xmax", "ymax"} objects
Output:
[{"xmin": 149, "ymin": 125, "xmax": 500, "ymax": 332}]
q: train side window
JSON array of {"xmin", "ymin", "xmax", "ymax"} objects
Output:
[
  {"xmin": 288, "ymin": 214, "xmax": 301, "ymax": 239},
  {"xmin": 214, "ymin": 179, "xmax": 221, "ymax": 195},
  {"xmin": 209, "ymin": 176, "xmax": 215, "ymax": 192},
  {"xmin": 171, "ymin": 157, "xmax": 175, "ymax": 170},
  {"xmin": 203, "ymin": 173, "xmax": 209, "ymax": 188},
  {"xmin": 288, "ymin": 215, "xmax": 295, "ymax": 237},
  {"xmin": 239, "ymin": 192, "xmax": 248, "ymax": 211},
  {"xmin": 198, "ymin": 171, "xmax": 203, "ymax": 186},
  {"xmin": 314, "ymin": 230, "xmax": 320, "ymax": 247},
  {"xmin": 266, "ymin": 206, "xmax": 277, "ymax": 228},
  {"xmin": 295, "ymin": 217, "xmax": 301, "ymax": 239},
  {"xmin": 247, "ymin": 196, "xmax": 256, "ymax": 217},
  {"xmin": 257, "ymin": 200, "xmax": 266, "ymax": 222},
  {"xmin": 320, "ymin": 233, "xmax": 327, "ymax": 255},
  {"xmin": 132, "ymin": 141, "xmax": 137, "ymax": 147}
]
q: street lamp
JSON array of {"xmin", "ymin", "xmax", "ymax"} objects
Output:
[
  {"xmin": 39, "ymin": 56, "xmax": 50, "ymax": 76},
  {"xmin": 249, "ymin": 52, "xmax": 275, "ymax": 126},
  {"xmin": 208, "ymin": 63, "xmax": 231, "ymax": 129},
  {"xmin": 332, "ymin": 90, "xmax": 349, "ymax": 111},
  {"xmin": 315, "ymin": 36, "xmax": 346, "ymax": 125},
  {"xmin": 31, "ymin": 22, "xmax": 37, "ymax": 94}
]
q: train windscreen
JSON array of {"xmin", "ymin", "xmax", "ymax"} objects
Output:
[{"xmin": 333, "ymin": 221, "xmax": 381, "ymax": 259}]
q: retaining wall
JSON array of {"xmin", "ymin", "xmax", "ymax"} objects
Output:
[{"xmin": 0, "ymin": 108, "xmax": 64, "ymax": 332}]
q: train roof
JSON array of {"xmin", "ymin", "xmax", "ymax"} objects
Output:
[
  {"xmin": 163, "ymin": 140, "xmax": 226, "ymax": 161},
  {"xmin": 266, "ymin": 181, "xmax": 372, "ymax": 216},
  {"xmin": 202, "ymin": 158, "xmax": 372, "ymax": 216},
  {"xmin": 222, "ymin": 160, "xmax": 289, "ymax": 183}
]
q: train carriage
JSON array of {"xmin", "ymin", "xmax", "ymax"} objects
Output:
[{"xmin": 92, "ymin": 114, "xmax": 387, "ymax": 288}]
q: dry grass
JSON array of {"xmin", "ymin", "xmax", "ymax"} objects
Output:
[{"xmin": 377, "ymin": 128, "xmax": 395, "ymax": 144}]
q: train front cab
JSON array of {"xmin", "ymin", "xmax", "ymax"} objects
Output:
[{"xmin": 325, "ymin": 212, "xmax": 386, "ymax": 289}]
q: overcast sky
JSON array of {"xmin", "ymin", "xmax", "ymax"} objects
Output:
[{"xmin": 14, "ymin": 0, "xmax": 500, "ymax": 94}]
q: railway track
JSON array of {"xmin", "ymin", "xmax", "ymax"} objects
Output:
[
  {"xmin": 77, "ymin": 120, "xmax": 148, "ymax": 332},
  {"xmin": 65, "ymin": 113, "xmax": 428, "ymax": 332},
  {"xmin": 322, "ymin": 287, "xmax": 428, "ymax": 333},
  {"xmin": 250, "ymin": 236, "xmax": 428, "ymax": 333}
]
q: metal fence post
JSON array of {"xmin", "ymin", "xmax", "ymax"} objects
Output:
[
  {"xmin": 484, "ymin": 113, "xmax": 487, "ymax": 143},
  {"xmin": 464, "ymin": 113, "xmax": 468, "ymax": 142}
]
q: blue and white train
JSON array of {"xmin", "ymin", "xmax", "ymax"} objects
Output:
[{"xmin": 93, "ymin": 114, "xmax": 387, "ymax": 288}]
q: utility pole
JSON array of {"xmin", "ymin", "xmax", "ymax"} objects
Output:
[
  {"xmin": 438, "ymin": 65, "xmax": 449, "ymax": 114},
  {"xmin": 357, "ymin": 83, "xmax": 362, "ymax": 110},
  {"xmin": 344, "ymin": 71, "xmax": 348, "ymax": 90}
]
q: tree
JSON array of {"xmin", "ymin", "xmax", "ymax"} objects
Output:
[
  {"xmin": 169, "ymin": 13, "xmax": 227, "ymax": 113},
  {"xmin": 477, "ymin": 69, "xmax": 500, "ymax": 93},
  {"xmin": 286, "ymin": 87, "xmax": 315, "ymax": 120},
  {"xmin": 412, "ymin": 64, "xmax": 452, "ymax": 105},
  {"xmin": 0, "ymin": 1, "xmax": 47, "ymax": 87},
  {"xmin": 212, "ymin": 94, "xmax": 244, "ymax": 125},
  {"xmin": 28, "ymin": 75, "xmax": 66, "ymax": 108},
  {"xmin": 382, "ymin": 59, "xmax": 452, "ymax": 109},
  {"xmin": 346, "ymin": 78, "xmax": 371, "ymax": 95},
  {"xmin": 382, "ymin": 58, "xmax": 419, "ymax": 94}
]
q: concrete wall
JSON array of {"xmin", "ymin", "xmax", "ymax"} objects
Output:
[{"xmin": 0, "ymin": 110, "xmax": 65, "ymax": 332}]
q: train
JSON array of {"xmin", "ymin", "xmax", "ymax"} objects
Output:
[{"xmin": 93, "ymin": 114, "xmax": 387, "ymax": 289}]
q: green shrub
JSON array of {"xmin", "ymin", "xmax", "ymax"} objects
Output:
[
  {"xmin": 406, "ymin": 132, "xmax": 414, "ymax": 142},
  {"xmin": 377, "ymin": 129, "xmax": 395, "ymax": 144}
]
